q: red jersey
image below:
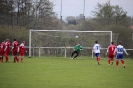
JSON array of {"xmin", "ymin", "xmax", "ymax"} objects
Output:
[
  {"xmin": 18, "ymin": 43, "xmax": 25, "ymax": 53},
  {"xmin": 0, "ymin": 42, "xmax": 5, "ymax": 51},
  {"xmin": 12, "ymin": 41, "xmax": 18, "ymax": 51},
  {"xmin": 4, "ymin": 41, "xmax": 10, "ymax": 51},
  {"xmin": 107, "ymin": 44, "xmax": 116, "ymax": 55}
]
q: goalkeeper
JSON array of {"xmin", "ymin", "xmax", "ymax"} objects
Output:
[{"xmin": 71, "ymin": 43, "xmax": 83, "ymax": 59}]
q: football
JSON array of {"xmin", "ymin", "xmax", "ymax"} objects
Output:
[{"xmin": 75, "ymin": 36, "xmax": 79, "ymax": 38}]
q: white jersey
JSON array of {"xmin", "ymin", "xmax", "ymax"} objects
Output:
[
  {"xmin": 114, "ymin": 45, "xmax": 128, "ymax": 55},
  {"xmin": 93, "ymin": 44, "xmax": 101, "ymax": 53}
]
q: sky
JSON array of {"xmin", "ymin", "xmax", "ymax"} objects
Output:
[{"xmin": 50, "ymin": 0, "xmax": 133, "ymax": 19}]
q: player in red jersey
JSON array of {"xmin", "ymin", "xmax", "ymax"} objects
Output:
[
  {"xmin": 0, "ymin": 40, "xmax": 5, "ymax": 62},
  {"xmin": 106, "ymin": 42, "xmax": 116, "ymax": 65},
  {"xmin": 12, "ymin": 39, "xmax": 19, "ymax": 63},
  {"xmin": 4, "ymin": 39, "xmax": 10, "ymax": 62},
  {"xmin": 18, "ymin": 41, "xmax": 27, "ymax": 63}
]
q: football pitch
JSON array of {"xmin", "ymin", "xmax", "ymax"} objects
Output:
[{"xmin": 0, "ymin": 56, "xmax": 133, "ymax": 88}]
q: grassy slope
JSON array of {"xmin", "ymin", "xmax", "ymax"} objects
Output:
[{"xmin": 0, "ymin": 57, "xmax": 133, "ymax": 88}]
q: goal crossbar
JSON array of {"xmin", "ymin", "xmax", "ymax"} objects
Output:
[{"xmin": 29, "ymin": 29, "xmax": 112, "ymax": 57}]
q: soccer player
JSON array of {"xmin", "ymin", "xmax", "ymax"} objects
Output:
[
  {"xmin": 71, "ymin": 43, "xmax": 83, "ymax": 59},
  {"xmin": 106, "ymin": 42, "xmax": 116, "ymax": 65},
  {"xmin": 93, "ymin": 40, "xmax": 101, "ymax": 65},
  {"xmin": 0, "ymin": 40, "xmax": 5, "ymax": 62},
  {"xmin": 12, "ymin": 39, "xmax": 19, "ymax": 63},
  {"xmin": 114, "ymin": 41, "xmax": 129, "ymax": 68},
  {"xmin": 4, "ymin": 39, "xmax": 10, "ymax": 62},
  {"xmin": 18, "ymin": 41, "xmax": 27, "ymax": 63}
]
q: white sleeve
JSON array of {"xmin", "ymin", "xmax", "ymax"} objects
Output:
[
  {"xmin": 4, "ymin": 46, "xmax": 7, "ymax": 51},
  {"xmin": 114, "ymin": 48, "xmax": 117, "ymax": 55},
  {"xmin": 17, "ymin": 46, "xmax": 20, "ymax": 52},
  {"xmin": 123, "ymin": 48, "xmax": 128, "ymax": 55},
  {"xmin": 106, "ymin": 46, "xmax": 109, "ymax": 52}
]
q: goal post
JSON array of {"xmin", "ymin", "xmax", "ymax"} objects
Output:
[{"xmin": 29, "ymin": 30, "xmax": 112, "ymax": 58}]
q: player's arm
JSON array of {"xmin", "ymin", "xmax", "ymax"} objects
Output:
[
  {"xmin": 106, "ymin": 50, "xmax": 108, "ymax": 56},
  {"xmin": 106, "ymin": 46, "xmax": 109, "ymax": 56},
  {"xmin": 4, "ymin": 46, "xmax": 7, "ymax": 51},
  {"xmin": 92, "ymin": 45, "xmax": 95, "ymax": 53},
  {"xmin": 113, "ymin": 48, "xmax": 117, "ymax": 55},
  {"xmin": 123, "ymin": 48, "xmax": 128, "ymax": 55},
  {"xmin": 17, "ymin": 47, "xmax": 20, "ymax": 52},
  {"xmin": 80, "ymin": 46, "xmax": 83, "ymax": 51}
]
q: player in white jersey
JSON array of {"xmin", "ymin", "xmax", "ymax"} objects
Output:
[
  {"xmin": 114, "ymin": 41, "xmax": 128, "ymax": 68},
  {"xmin": 93, "ymin": 40, "xmax": 101, "ymax": 65}
]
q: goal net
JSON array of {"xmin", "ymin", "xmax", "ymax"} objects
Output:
[{"xmin": 29, "ymin": 30, "xmax": 113, "ymax": 57}]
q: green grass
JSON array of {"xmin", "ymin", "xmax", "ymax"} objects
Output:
[{"xmin": 0, "ymin": 56, "xmax": 133, "ymax": 88}]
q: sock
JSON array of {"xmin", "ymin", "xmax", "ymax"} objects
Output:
[
  {"xmin": 121, "ymin": 60, "xmax": 124, "ymax": 64},
  {"xmin": 5, "ymin": 55, "xmax": 8, "ymax": 61},
  {"xmin": 108, "ymin": 60, "xmax": 110, "ymax": 64},
  {"xmin": 116, "ymin": 60, "xmax": 119, "ymax": 67},
  {"xmin": 1, "ymin": 57, "xmax": 3, "ymax": 62},
  {"xmin": 14, "ymin": 56, "xmax": 17, "ymax": 62},
  {"xmin": 121, "ymin": 60, "xmax": 125, "ymax": 67},
  {"xmin": 21, "ymin": 58, "xmax": 23, "ymax": 62},
  {"xmin": 98, "ymin": 57, "xmax": 100, "ymax": 61},
  {"xmin": 14, "ymin": 57, "xmax": 15, "ymax": 62},
  {"xmin": 96, "ymin": 57, "xmax": 98, "ymax": 61}
]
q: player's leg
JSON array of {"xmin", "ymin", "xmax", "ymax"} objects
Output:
[
  {"xmin": 18, "ymin": 52, "xmax": 22, "ymax": 62},
  {"xmin": 121, "ymin": 59, "xmax": 125, "ymax": 68},
  {"xmin": 1, "ymin": 55, "xmax": 4, "ymax": 62},
  {"xmin": 1, "ymin": 52, "xmax": 4, "ymax": 62},
  {"xmin": 120, "ymin": 55, "xmax": 125, "ymax": 68},
  {"xmin": 13, "ymin": 50, "xmax": 18, "ymax": 63},
  {"xmin": 5, "ymin": 51, "xmax": 9, "ymax": 62},
  {"xmin": 71, "ymin": 51, "xmax": 76, "ymax": 59},
  {"xmin": 20, "ymin": 52, "xmax": 24, "ymax": 63},
  {"xmin": 73, "ymin": 51, "xmax": 79, "ymax": 59},
  {"xmin": 21, "ymin": 56, "xmax": 24, "ymax": 63},
  {"xmin": 116, "ymin": 54, "xmax": 120, "ymax": 68},
  {"xmin": 107, "ymin": 55, "xmax": 111, "ymax": 65},
  {"xmin": 0, "ymin": 51, "xmax": 2, "ymax": 62},
  {"xmin": 0, "ymin": 55, "xmax": 2, "ymax": 62},
  {"xmin": 96, "ymin": 53, "xmax": 100, "ymax": 65},
  {"xmin": 116, "ymin": 60, "xmax": 119, "ymax": 68},
  {"xmin": 111, "ymin": 55, "xmax": 114, "ymax": 65}
]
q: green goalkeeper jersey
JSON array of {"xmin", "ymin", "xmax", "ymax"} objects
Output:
[{"xmin": 74, "ymin": 45, "xmax": 83, "ymax": 52}]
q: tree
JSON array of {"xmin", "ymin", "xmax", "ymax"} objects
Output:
[
  {"xmin": 91, "ymin": 2, "xmax": 132, "ymax": 49},
  {"xmin": 66, "ymin": 16, "xmax": 77, "ymax": 25},
  {"xmin": 92, "ymin": 2, "xmax": 128, "ymax": 28}
]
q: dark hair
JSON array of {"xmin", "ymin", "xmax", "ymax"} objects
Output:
[
  {"xmin": 14, "ymin": 39, "xmax": 16, "ymax": 41},
  {"xmin": 95, "ymin": 40, "xmax": 98, "ymax": 43},
  {"xmin": 111, "ymin": 42, "xmax": 114, "ymax": 44},
  {"xmin": 119, "ymin": 41, "xmax": 122, "ymax": 45}
]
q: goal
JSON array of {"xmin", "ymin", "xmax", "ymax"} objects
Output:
[{"xmin": 29, "ymin": 30, "xmax": 113, "ymax": 57}]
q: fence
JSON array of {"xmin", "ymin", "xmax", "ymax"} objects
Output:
[{"xmin": 27, "ymin": 47, "xmax": 133, "ymax": 58}]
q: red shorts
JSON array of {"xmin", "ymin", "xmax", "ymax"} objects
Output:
[
  {"xmin": 13, "ymin": 50, "xmax": 18, "ymax": 56},
  {"xmin": 108, "ymin": 54, "xmax": 114, "ymax": 60},
  {"xmin": 19, "ymin": 52, "xmax": 24, "ymax": 56},
  {"xmin": 5, "ymin": 50, "xmax": 9, "ymax": 55},
  {"xmin": 0, "ymin": 50, "xmax": 4, "ymax": 56}
]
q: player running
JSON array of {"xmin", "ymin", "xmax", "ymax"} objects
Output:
[
  {"xmin": 114, "ymin": 41, "xmax": 128, "ymax": 68},
  {"xmin": 93, "ymin": 40, "xmax": 101, "ymax": 65},
  {"xmin": 71, "ymin": 43, "xmax": 83, "ymax": 59},
  {"xmin": 18, "ymin": 41, "xmax": 27, "ymax": 63},
  {"xmin": 106, "ymin": 42, "xmax": 116, "ymax": 65},
  {"xmin": 4, "ymin": 39, "xmax": 10, "ymax": 62}
]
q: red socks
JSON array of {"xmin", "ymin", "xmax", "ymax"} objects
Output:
[{"xmin": 108, "ymin": 60, "xmax": 110, "ymax": 64}]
